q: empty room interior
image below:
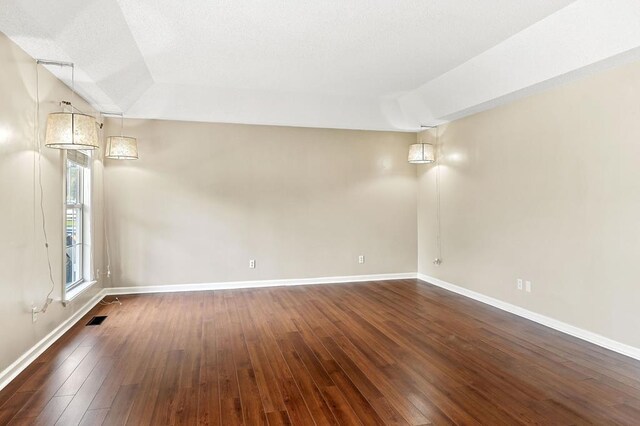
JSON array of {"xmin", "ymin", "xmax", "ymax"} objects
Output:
[{"xmin": 2, "ymin": 1, "xmax": 640, "ymax": 424}]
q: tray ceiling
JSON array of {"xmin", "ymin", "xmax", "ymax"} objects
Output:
[{"xmin": 2, "ymin": 0, "xmax": 639, "ymax": 130}]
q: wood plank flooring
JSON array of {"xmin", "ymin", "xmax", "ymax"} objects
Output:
[{"xmin": 2, "ymin": 279, "xmax": 640, "ymax": 425}]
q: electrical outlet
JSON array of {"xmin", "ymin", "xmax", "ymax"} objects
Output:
[
  {"xmin": 32, "ymin": 306, "xmax": 38, "ymax": 323},
  {"xmin": 525, "ymin": 280, "xmax": 532, "ymax": 293},
  {"xmin": 249, "ymin": 259, "xmax": 256, "ymax": 269},
  {"xmin": 358, "ymin": 255, "xmax": 365, "ymax": 264},
  {"xmin": 517, "ymin": 279, "xmax": 523, "ymax": 290}
]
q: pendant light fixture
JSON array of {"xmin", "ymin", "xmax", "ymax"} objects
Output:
[
  {"xmin": 104, "ymin": 113, "xmax": 138, "ymax": 160},
  {"xmin": 408, "ymin": 143, "xmax": 435, "ymax": 164},
  {"xmin": 40, "ymin": 60, "xmax": 99, "ymax": 150},
  {"xmin": 44, "ymin": 111, "xmax": 99, "ymax": 150},
  {"xmin": 408, "ymin": 125, "xmax": 436, "ymax": 164}
]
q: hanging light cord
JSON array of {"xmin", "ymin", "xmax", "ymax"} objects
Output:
[
  {"xmin": 34, "ymin": 62, "xmax": 56, "ymax": 313},
  {"xmin": 88, "ymin": 125, "xmax": 101, "ymax": 282},
  {"xmin": 102, "ymin": 148, "xmax": 112, "ymax": 279},
  {"xmin": 434, "ymin": 127, "xmax": 443, "ymax": 265},
  {"xmin": 70, "ymin": 64, "xmax": 75, "ymax": 112},
  {"xmin": 97, "ymin": 113, "xmax": 118, "ymax": 278},
  {"xmin": 101, "ymin": 112, "xmax": 113, "ymax": 278}
]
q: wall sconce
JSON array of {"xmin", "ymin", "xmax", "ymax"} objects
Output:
[
  {"xmin": 38, "ymin": 60, "xmax": 99, "ymax": 150},
  {"xmin": 104, "ymin": 113, "xmax": 138, "ymax": 160}
]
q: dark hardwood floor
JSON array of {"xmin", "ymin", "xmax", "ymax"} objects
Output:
[{"xmin": 1, "ymin": 279, "xmax": 640, "ymax": 425}]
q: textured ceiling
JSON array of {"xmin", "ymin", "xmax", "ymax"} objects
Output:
[
  {"xmin": 1, "ymin": 0, "xmax": 639, "ymax": 131},
  {"xmin": 117, "ymin": 0, "xmax": 570, "ymax": 96}
]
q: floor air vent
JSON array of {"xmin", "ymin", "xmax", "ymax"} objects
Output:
[{"xmin": 86, "ymin": 316, "xmax": 107, "ymax": 326}]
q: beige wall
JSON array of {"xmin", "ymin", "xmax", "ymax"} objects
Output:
[
  {"xmin": 418, "ymin": 59, "xmax": 640, "ymax": 348},
  {"xmin": 103, "ymin": 119, "xmax": 417, "ymax": 287},
  {"xmin": 0, "ymin": 33, "xmax": 106, "ymax": 374}
]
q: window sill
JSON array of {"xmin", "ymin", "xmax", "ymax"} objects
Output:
[{"xmin": 64, "ymin": 280, "xmax": 98, "ymax": 303}]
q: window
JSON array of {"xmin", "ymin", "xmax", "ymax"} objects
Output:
[{"xmin": 65, "ymin": 150, "xmax": 92, "ymax": 293}]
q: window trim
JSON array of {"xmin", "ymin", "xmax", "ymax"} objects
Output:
[
  {"xmin": 66, "ymin": 208, "xmax": 83, "ymax": 291},
  {"xmin": 61, "ymin": 150, "xmax": 94, "ymax": 302}
]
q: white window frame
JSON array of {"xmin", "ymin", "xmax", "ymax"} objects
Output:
[{"xmin": 62, "ymin": 150, "xmax": 94, "ymax": 302}]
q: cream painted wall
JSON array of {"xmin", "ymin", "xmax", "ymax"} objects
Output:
[
  {"xmin": 418, "ymin": 59, "xmax": 640, "ymax": 348},
  {"xmin": 0, "ymin": 33, "xmax": 106, "ymax": 373},
  {"xmin": 103, "ymin": 119, "xmax": 417, "ymax": 287}
]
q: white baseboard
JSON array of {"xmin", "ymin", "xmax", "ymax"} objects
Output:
[
  {"xmin": 105, "ymin": 272, "xmax": 418, "ymax": 296},
  {"xmin": 0, "ymin": 273, "xmax": 413, "ymax": 393},
  {"xmin": 417, "ymin": 273, "xmax": 640, "ymax": 361},
  {"xmin": 5, "ymin": 271, "xmax": 636, "ymax": 395},
  {"xmin": 0, "ymin": 289, "xmax": 107, "ymax": 392}
]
